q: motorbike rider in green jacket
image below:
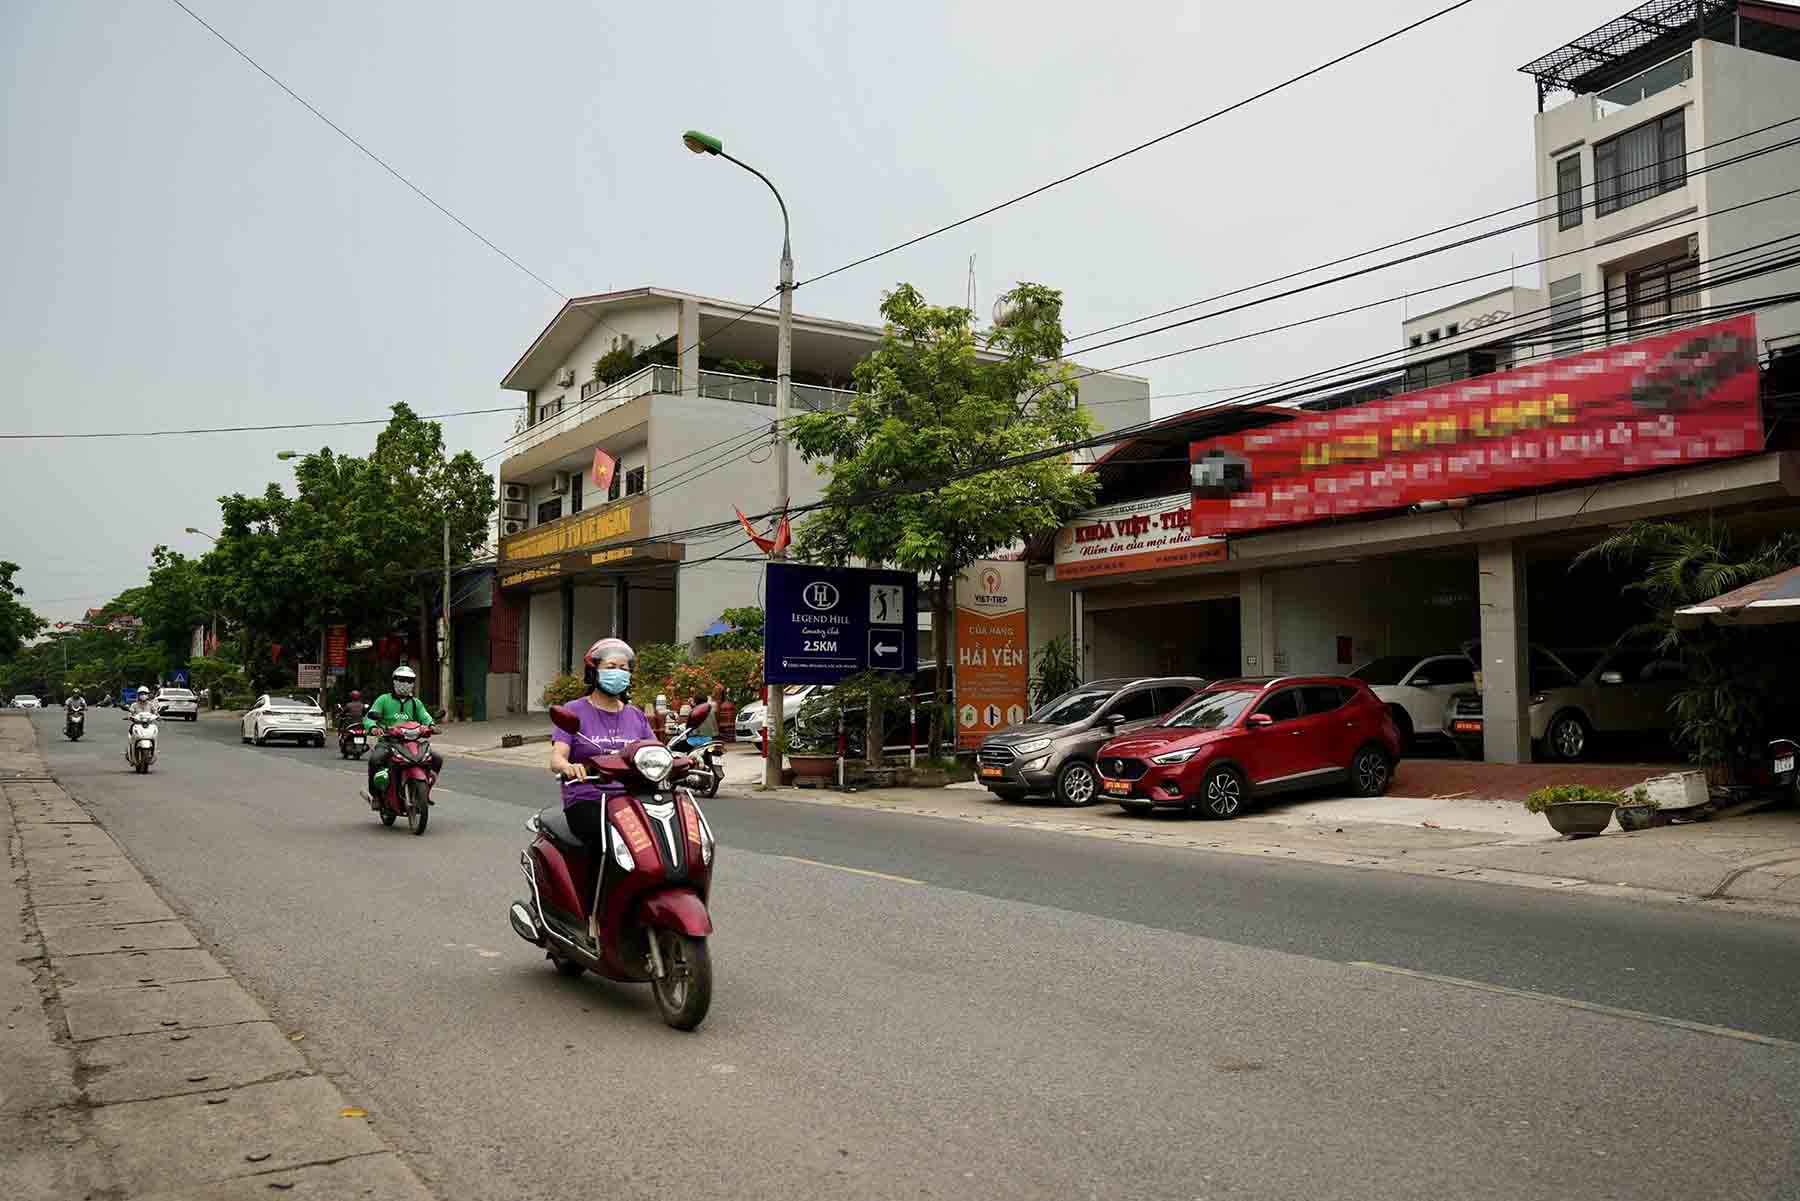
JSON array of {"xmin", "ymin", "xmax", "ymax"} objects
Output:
[{"xmin": 363, "ymin": 665, "xmax": 441, "ymax": 801}]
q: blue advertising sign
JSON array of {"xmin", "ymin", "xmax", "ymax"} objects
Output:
[{"xmin": 765, "ymin": 563, "xmax": 917, "ymax": 685}]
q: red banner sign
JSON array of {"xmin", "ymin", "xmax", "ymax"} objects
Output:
[
  {"xmin": 326, "ymin": 625, "xmax": 348, "ymax": 671},
  {"xmin": 1190, "ymin": 316, "xmax": 1763, "ymax": 538}
]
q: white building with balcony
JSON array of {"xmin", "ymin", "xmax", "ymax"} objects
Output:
[{"xmin": 486, "ymin": 286, "xmax": 1150, "ymax": 713}]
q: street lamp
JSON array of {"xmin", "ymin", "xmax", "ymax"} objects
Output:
[
  {"xmin": 682, "ymin": 127, "xmax": 793, "ymax": 790},
  {"xmin": 183, "ymin": 529, "xmax": 220, "ymax": 655}
]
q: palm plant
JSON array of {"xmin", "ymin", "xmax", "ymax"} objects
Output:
[{"xmin": 1578, "ymin": 520, "xmax": 1800, "ymax": 777}]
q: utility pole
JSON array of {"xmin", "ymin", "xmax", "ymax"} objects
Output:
[{"xmin": 440, "ymin": 516, "xmax": 452, "ymax": 722}]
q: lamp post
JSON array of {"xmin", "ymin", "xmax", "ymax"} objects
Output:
[
  {"xmin": 184, "ymin": 528, "xmax": 221, "ymax": 654},
  {"xmin": 683, "ymin": 129, "xmax": 792, "ymax": 789}
]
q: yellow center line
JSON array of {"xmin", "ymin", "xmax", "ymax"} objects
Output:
[
  {"xmin": 775, "ymin": 855, "xmax": 924, "ymax": 886},
  {"xmin": 1350, "ymin": 961, "xmax": 1798, "ymax": 1050}
]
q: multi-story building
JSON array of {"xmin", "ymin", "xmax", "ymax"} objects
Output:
[{"xmin": 485, "ymin": 286, "xmax": 1149, "ymax": 714}]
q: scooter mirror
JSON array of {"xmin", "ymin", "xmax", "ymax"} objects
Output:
[{"xmin": 548, "ymin": 704, "xmax": 582, "ymax": 736}]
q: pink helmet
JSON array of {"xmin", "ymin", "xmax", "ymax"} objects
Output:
[{"xmin": 583, "ymin": 638, "xmax": 635, "ymax": 669}]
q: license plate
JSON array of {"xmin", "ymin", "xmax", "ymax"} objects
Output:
[
  {"xmin": 1776, "ymin": 755, "xmax": 1795, "ymax": 774},
  {"xmin": 979, "ymin": 766, "xmax": 1005, "ymax": 779},
  {"xmin": 1103, "ymin": 779, "xmax": 1132, "ymax": 796},
  {"xmin": 1453, "ymin": 720, "xmax": 1482, "ymax": 734}
]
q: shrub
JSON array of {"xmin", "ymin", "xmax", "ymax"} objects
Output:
[
  {"xmin": 1523, "ymin": 784, "xmax": 1623, "ymax": 814},
  {"xmin": 635, "ymin": 643, "xmax": 693, "ymax": 700},
  {"xmin": 540, "ymin": 673, "xmax": 587, "ymax": 707},
  {"xmin": 665, "ymin": 663, "xmax": 722, "ymax": 708},
  {"xmin": 1030, "ymin": 635, "xmax": 1080, "ymax": 708},
  {"xmin": 701, "ymin": 649, "xmax": 763, "ymax": 705},
  {"xmin": 1615, "ymin": 785, "xmax": 1655, "ymax": 809}
]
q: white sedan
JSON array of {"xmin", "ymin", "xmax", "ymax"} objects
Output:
[
  {"xmin": 1350, "ymin": 653, "xmax": 1476, "ymax": 742},
  {"xmin": 240, "ymin": 695, "xmax": 328, "ymax": 747},
  {"xmin": 154, "ymin": 687, "xmax": 199, "ymax": 721},
  {"xmin": 13, "ymin": 694, "xmax": 42, "ymax": 709}
]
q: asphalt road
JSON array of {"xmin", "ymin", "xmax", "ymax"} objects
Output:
[{"xmin": 33, "ymin": 711, "xmax": 1800, "ymax": 1200}]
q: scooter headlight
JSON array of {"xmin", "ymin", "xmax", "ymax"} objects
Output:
[
  {"xmin": 607, "ymin": 823, "xmax": 636, "ymax": 872},
  {"xmin": 633, "ymin": 744, "xmax": 674, "ymax": 785}
]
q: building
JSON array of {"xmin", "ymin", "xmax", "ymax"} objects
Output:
[
  {"xmin": 486, "ymin": 286, "xmax": 1150, "ymax": 714},
  {"xmin": 1027, "ymin": 2, "xmax": 1800, "ymax": 764}
]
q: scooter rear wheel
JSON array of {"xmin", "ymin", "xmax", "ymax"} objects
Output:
[
  {"xmin": 379, "ymin": 808, "xmax": 397, "ymax": 827},
  {"xmin": 651, "ymin": 932, "xmax": 712, "ymax": 1031}
]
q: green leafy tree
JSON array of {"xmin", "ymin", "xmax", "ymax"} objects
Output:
[
  {"xmin": 708, "ymin": 606, "xmax": 765, "ymax": 653},
  {"xmin": 1579, "ymin": 519, "xmax": 1800, "ymax": 777},
  {"xmin": 0, "ymin": 562, "xmax": 45, "ymax": 661},
  {"xmin": 787, "ymin": 282, "xmax": 1097, "ymax": 754}
]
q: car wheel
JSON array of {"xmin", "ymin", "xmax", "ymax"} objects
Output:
[
  {"xmin": 1546, "ymin": 711, "xmax": 1591, "ymax": 762},
  {"xmin": 254, "ymin": 725, "xmax": 267, "ymax": 747},
  {"xmin": 1196, "ymin": 764, "xmax": 1246, "ymax": 820},
  {"xmin": 1055, "ymin": 760, "xmax": 1100, "ymax": 807},
  {"xmin": 1350, "ymin": 745, "xmax": 1393, "ymax": 797}
]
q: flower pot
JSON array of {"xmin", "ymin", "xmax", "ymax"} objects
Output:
[
  {"xmin": 1614, "ymin": 805, "xmax": 1657, "ymax": 833},
  {"xmin": 1544, "ymin": 800, "xmax": 1615, "ymax": 838},
  {"xmin": 787, "ymin": 753, "xmax": 837, "ymax": 785}
]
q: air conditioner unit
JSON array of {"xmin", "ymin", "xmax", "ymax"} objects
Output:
[
  {"xmin": 502, "ymin": 519, "xmax": 526, "ymax": 536},
  {"xmin": 501, "ymin": 501, "xmax": 528, "ymax": 521},
  {"xmin": 556, "ymin": 367, "xmax": 576, "ymax": 387},
  {"xmin": 549, "ymin": 471, "xmax": 571, "ymax": 496},
  {"xmin": 1686, "ymin": 233, "xmax": 1700, "ymax": 259},
  {"xmin": 502, "ymin": 482, "xmax": 528, "ymax": 503}
]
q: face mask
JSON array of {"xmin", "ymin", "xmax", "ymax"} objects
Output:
[
  {"xmin": 596, "ymin": 668, "xmax": 631, "ymax": 696},
  {"xmin": 394, "ymin": 681, "xmax": 414, "ymax": 698}
]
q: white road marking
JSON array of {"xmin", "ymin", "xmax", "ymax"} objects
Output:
[{"xmin": 775, "ymin": 855, "xmax": 924, "ymax": 886}]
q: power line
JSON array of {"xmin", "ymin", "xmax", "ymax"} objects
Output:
[
  {"xmin": 796, "ymin": 0, "xmax": 1481, "ymax": 290},
  {"xmin": 1, "ymin": 404, "xmax": 519, "ymax": 441}
]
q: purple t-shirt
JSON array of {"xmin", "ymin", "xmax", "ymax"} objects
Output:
[{"xmin": 551, "ymin": 698, "xmax": 655, "ymax": 807}]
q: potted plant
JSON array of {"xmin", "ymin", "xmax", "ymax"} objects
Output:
[
  {"xmin": 785, "ymin": 694, "xmax": 840, "ymax": 786},
  {"xmin": 1612, "ymin": 785, "xmax": 1663, "ymax": 832},
  {"xmin": 1524, "ymin": 784, "xmax": 1619, "ymax": 837}
]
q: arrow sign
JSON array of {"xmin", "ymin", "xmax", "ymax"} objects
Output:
[{"xmin": 867, "ymin": 629, "xmax": 905, "ymax": 671}]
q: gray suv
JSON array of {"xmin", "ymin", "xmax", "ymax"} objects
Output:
[{"xmin": 976, "ymin": 677, "xmax": 1208, "ymax": 806}]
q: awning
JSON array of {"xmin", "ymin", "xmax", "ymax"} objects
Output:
[
  {"xmin": 699, "ymin": 617, "xmax": 735, "ymax": 637},
  {"xmin": 1674, "ymin": 565, "xmax": 1800, "ymax": 628}
]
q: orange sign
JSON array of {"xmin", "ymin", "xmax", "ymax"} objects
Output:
[
  {"xmin": 1053, "ymin": 493, "xmax": 1225, "ymax": 581},
  {"xmin": 954, "ymin": 560, "xmax": 1029, "ymax": 749}
]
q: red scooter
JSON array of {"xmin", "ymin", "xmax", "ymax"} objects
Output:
[
  {"xmin": 507, "ymin": 704, "xmax": 716, "ymax": 1030},
  {"xmin": 369, "ymin": 720, "xmax": 437, "ymax": 835}
]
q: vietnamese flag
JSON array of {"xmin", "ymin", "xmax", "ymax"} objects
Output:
[{"xmin": 591, "ymin": 448, "xmax": 617, "ymax": 492}]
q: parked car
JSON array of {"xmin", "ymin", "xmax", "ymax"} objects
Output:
[
  {"xmin": 12, "ymin": 694, "xmax": 42, "ymax": 710},
  {"xmin": 975, "ymin": 677, "xmax": 1208, "ymax": 806},
  {"xmin": 1095, "ymin": 676, "xmax": 1402, "ymax": 819},
  {"xmin": 153, "ymin": 687, "xmax": 199, "ymax": 722},
  {"xmin": 1444, "ymin": 643, "xmax": 1685, "ymax": 761},
  {"xmin": 795, "ymin": 663, "xmax": 953, "ymax": 752},
  {"xmin": 240, "ymin": 695, "xmax": 328, "ymax": 747},
  {"xmin": 1349, "ymin": 652, "xmax": 1476, "ymax": 744},
  {"xmin": 734, "ymin": 683, "xmax": 829, "ymax": 740}
]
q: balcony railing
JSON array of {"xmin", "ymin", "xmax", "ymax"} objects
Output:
[{"xmin": 506, "ymin": 364, "xmax": 855, "ymax": 458}]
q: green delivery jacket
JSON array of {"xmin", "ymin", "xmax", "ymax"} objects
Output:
[{"xmin": 363, "ymin": 693, "xmax": 434, "ymax": 732}]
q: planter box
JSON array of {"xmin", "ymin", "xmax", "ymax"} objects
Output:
[
  {"xmin": 1615, "ymin": 805, "xmax": 1657, "ymax": 833},
  {"xmin": 1642, "ymin": 771, "xmax": 1709, "ymax": 809},
  {"xmin": 787, "ymin": 754, "xmax": 837, "ymax": 786},
  {"xmin": 863, "ymin": 767, "xmax": 898, "ymax": 789},
  {"xmin": 1545, "ymin": 800, "xmax": 1615, "ymax": 838}
]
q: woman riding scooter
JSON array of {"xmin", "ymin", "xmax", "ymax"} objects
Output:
[{"xmin": 547, "ymin": 638, "xmax": 656, "ymax": 851}]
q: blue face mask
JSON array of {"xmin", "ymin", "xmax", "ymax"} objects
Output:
[{"xmin": 596, "ymin": 668, "xmax": 631, "ymax": 696}]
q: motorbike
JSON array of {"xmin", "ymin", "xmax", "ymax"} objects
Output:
[
  {"xmin": 126, "ymin": 712, "xmax": 158, "ymax": 774},
  {"xmin": 65, "ymin": 707, "xmax": 85, "ymax": 741},
  {"xmin": 338, "ymin": 719, "xmax": 369, "ymax": 760},
  {"xmin": 665, "ymin": 722, "xmax": 724, "ymax": 799},
  {"xmin": 508, "ymin": 704, "xmax": 716, "ymax": 1031},
  {"xmin": 368, "ymin": 721, "xmax": 437, "ymax": 835}
]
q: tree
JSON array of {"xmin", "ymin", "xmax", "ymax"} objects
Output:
[
  {"xmin": 0, "ymin": 562, "xmax": 45, "ymax": 660},
  {"xmin": 1579, "ymin": 520, "xmax": 1800, "ymax": 776},
  {"xmin": 787, "ymin": 282, "xmax": 1097, "ymax": 754},
  {"xmin": 708, "ymin": 606, "xmax": 765, "ymax": 652}
]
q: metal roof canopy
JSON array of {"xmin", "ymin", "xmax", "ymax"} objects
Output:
[{"xmin": 1518, "ymin": 0, "xmax": 1739, "ymax": 109}]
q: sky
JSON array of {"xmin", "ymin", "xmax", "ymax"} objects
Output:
[{"xmin": 0, "ymin": 0, "xmax": 1635, "ymax": 624}]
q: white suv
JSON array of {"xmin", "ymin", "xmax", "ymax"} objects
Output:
[
  {"xmin": 154, "ymin": 688, "xmax": 199, "ymax": 721},
  {"xmin": 1350, "ymin": 653, "xmax": 1476, "ymax": 743}
]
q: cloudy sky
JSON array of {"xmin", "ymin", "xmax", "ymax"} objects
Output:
[{"xmin": 1, "ymin": 0, "xmax": 1629, "ymax": 622}]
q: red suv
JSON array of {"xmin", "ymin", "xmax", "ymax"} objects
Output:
[{"xmin": 1094, "ymin": 676, "xmax": 1402, "ymax": 819}]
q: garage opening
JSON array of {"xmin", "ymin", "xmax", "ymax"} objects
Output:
[{"xmin": 1085, "ymin": 597, "xmax": 1241, "ymax": 682}]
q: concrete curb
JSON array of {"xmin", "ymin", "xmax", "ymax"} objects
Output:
[{"xmin": 0, "ymin": 716, "xmax": 437, "ymax": 1200}]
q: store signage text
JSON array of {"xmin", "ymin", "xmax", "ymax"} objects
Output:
[
  {"xmin": 500, "ymin": 499, "xmax": 640, "ymax": 563},
  {"xmin": 1053, "ymin": 493, "xmax": 1226, "ymax": 581},
  {"xmin": 955, "ymin": 561, "xmax": 1028, "ymax": 748},
  {"xmin": 1191, "ymin": 315, "xmax": 1764, "ymax": 538}
]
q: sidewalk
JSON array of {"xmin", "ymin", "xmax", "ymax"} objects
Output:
[{"xmin": 1, "ymin": 715, "xmax": 435, "ymax": 1200}]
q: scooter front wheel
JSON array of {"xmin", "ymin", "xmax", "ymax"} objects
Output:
[
  {"xmin": 406, "ymin": 779, "xmax": 429, "ymax": 836},
  {"xmin": 133, "ymin": 755, "xmax": 148, "ymax": 775},
  {"xmin": 651, "ymin": 932, "xmax": 711, "ymax": 1031}
]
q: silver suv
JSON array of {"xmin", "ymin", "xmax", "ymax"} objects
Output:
[
  {"xmin": 1446, "ymin": 643, "xmax": 1687, "ymax": 761},
  {"xmin": 976, "ymin": 677, "xmax": 1208, "ymax": 806}
]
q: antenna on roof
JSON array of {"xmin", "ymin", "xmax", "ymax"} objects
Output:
[{"xmin": 966, "ymin": 255, "xmax": 977, "ymax": 318}]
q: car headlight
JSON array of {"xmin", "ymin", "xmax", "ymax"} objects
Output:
[
  {"xmin": 633, "ymin": 744, "xmax": 674, "ymax": 784},
  {"xmin": 608, "ymin": 824, "xmax": 636, "ymax": 871},
  {"xmin": 1012, "ymin": 737, "xmax": 1052, "ymax": 757},
  {"xmin": 1022, "ymin": 756, "xmax": 1050, "ymax": 772},
  {"xmin": 1151, "ymin": 747, "xmax": 1200, "ymax": 765}
]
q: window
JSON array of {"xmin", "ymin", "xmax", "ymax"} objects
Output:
[
  {"xmin": 1445, "ymin": 322, "xmax": 1459, "ymax": 337},
  {"xmin": 569, "ymin": 471, "xmax": 583, "ymax": 514},
  {"xmin": 1548, "ymin": 274, "xmax": 1585, "ymax": 351},
  {"xmin": 1152, "ymin": 686, "xmax": 1200, "ymax": 716},
  {"xmin": 1556, "ymin": 154, "xmax": 1583, "ymax": 230},
  {"xmin": 1106, "ymin": 689, "xmax": 1164, "ymax": 723},
  {"xmin": 1625, "ymin": 255, "xmax": 1699, "ymax": 334},
  {"xmin": 625, "ymin": 466, "xmax": 645, "ymax": 496},
  {"xmin": 535, "ymin": 497, "xmax": 562, "ymax": 525},
  {"xmin": 1428, "ymin": 328, "xmax": 1442, "ymax": 343},
  {"xmin": 1253, "ymin": 689, "xmax": 1302, "ymax": 724},
  {"xmin": 1595, "ymin": 111, "xmax": 1685, "ymax": 216},
  {"xmin": 1299, "ymin": 685, "xmax": 1346, "ymax": 716},
  {"xmin": 1408, "ymin": 334, "xmax": 1423, "ymax": 348},
  {"xmin": 1418, "ymin": 657, "xmax": 1474, "ymax": 686}
]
